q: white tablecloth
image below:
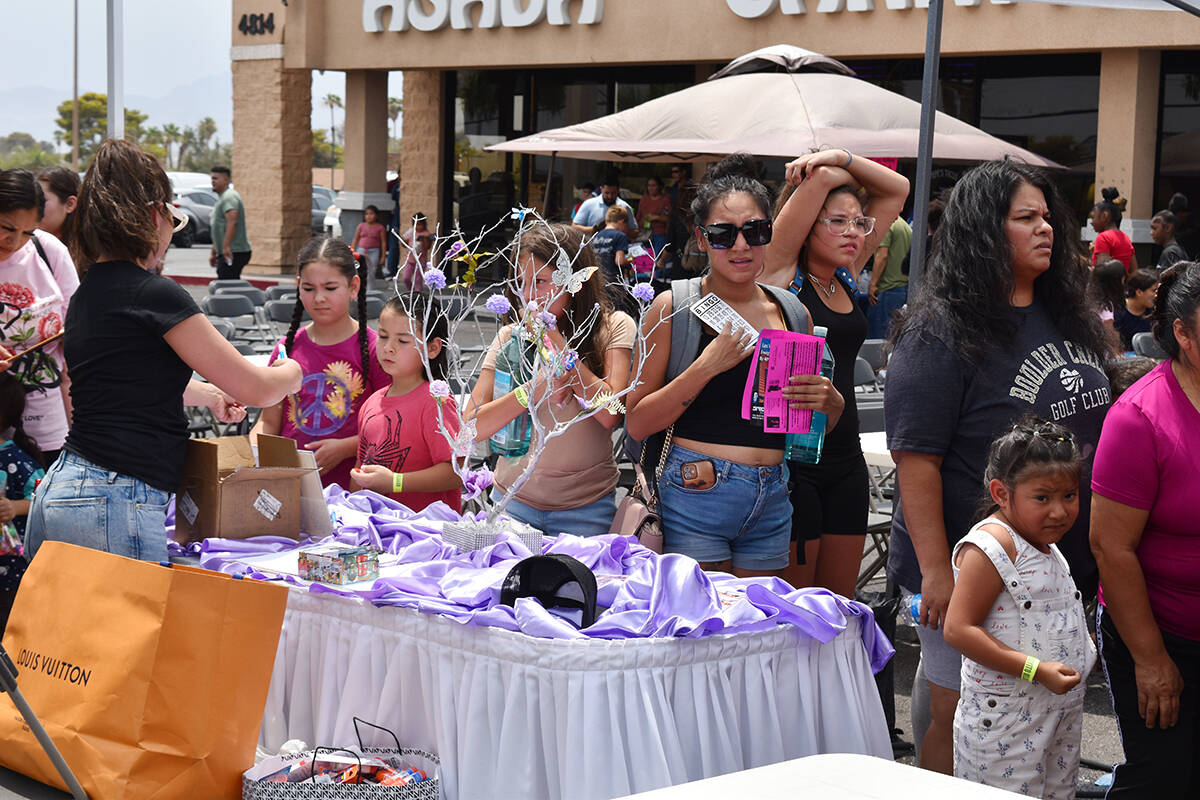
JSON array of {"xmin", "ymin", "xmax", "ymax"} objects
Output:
[{"xmin": 261, "ymin": 590, "xmax": 892, "ymax": 800}]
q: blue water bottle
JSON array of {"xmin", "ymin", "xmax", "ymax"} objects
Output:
[
  {"xmin": 785, "ymin": 326, "xmax": 835, "ymax": 464},
  {"xmin": 489, "ymin": 334, "xmax": 533, "ymax": 457}
]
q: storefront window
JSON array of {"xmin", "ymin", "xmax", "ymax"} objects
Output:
[
  {"xmin": 1156, "ymin": 51, "xmax": 1200, "ymax": 240},
  {"xmin": 444, "ymin": 66, "xmax": 692, "ymax": 245}
]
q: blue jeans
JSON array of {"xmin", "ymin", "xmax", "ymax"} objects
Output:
[
  {"xmin": 867, "ymin": 284, "xmax": 908, "ymax": 340},
  {"xmin": 25, "ymin": 451, "xmax": 172, "ymax": 563},
  {"xmin": 657, "ymin": 443, "xmax": 792, "ymax": 571},
  {"xmin": 491, "ymin": 488, "xmax": 617, "ymax": 537}
]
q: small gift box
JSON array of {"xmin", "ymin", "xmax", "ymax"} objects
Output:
[{"xmin": 297, "ymin": 543, "xmax": 380, "ymax": 585}]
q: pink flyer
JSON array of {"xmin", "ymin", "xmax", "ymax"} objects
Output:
[{"xmin": 741, "ymin": 329, "xmax": 823, "ymax": 434}]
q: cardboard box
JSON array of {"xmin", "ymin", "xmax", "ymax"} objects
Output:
[{"xmin": 174, "ymin": 435, "xmax": 312, "ymax": 543}]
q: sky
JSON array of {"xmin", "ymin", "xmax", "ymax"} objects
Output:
[{"xmin": 1, "ymin": 0, "xmax": 403, "ymax": 147}]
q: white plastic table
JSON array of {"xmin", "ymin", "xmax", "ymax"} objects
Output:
[{"xmin": 612, "ymin": 753, "xmax": 1024, "ymax": 799}]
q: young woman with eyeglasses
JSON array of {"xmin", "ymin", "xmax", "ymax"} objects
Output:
[
  {"xmin": 626, "ymin": 154, "xmax": 844, "ymax": 577},
  {"xmin": 24, "ymin": 139, "xmax": 302, "ymax": 564},
  {"xmin": 763, "ymin": 148, "xmax": 909, "ymax": 597}
]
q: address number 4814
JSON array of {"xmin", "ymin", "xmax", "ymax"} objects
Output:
[{"xmin": 238, "ymin": 12, "xmax": 275, "ymax": 36}]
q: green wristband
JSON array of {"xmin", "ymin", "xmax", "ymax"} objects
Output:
[
  {"xmin": 1021, "ymin": 655, "xmax": 1040, "ymax": 683},
  {"xmin": 392, "ymin": 472, "xmax": 404, "ymax": 493}
]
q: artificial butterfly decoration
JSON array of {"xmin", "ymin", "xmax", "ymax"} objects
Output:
[{"xmin": 551, "ymin": 248, "xmax": 597, "ymax": 295}]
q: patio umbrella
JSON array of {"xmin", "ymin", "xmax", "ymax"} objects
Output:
[
  {"xmin": 487, "ymin": 72, "xmax": 1060, "ymax": 167},
  {"xmin": 707, "ymin": 44, "xmax": 856, "ymax": 80}
]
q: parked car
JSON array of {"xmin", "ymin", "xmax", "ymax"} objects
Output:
[{"xmin": 172, "ymin": 187, "xmax": 217, "ymax": 247}]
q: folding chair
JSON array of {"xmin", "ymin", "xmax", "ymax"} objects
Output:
[
  {"xmin": 208, "ymin": 318, "xmax": 236, "ymax": 340},
  {"xmin": 213, "ymin": 286, "xmax": 267, "ymax": 307},
  {"xmin": 853, "ymin": 355, "xmax": 882, "ymax": 394},
  {"xmin": 349, "ymin": 296, "xmax": 385, "ymax": 321},
  {"xmin": 208, "ymin": 279, "xmax": 253, "ymax": 295},
  {"xmin": 202, "ymin": 294, "xmax": 267, "ymax": 350},
  {"xmin": 1132, "ymin": 331, "xmax": 1167, "ymax": 359},
  {"xmin": 858, "ymin": 338, "xmax": 888, "ymax": 372},
  {"xmin": 264, "ymin": 298, "xmax": 309, "ymax": 338},
  {"xmin": 265, "ymin": 285, "xmax": 297, "ymax": 303}
]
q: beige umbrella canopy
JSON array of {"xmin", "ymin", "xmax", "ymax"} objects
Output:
[{"xmin": 487, "ymin": 72, "xmax": 1061, "ymax": 168}]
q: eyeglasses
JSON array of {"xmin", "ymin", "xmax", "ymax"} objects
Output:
[
  {"xmin": 152, "ymin": 201, "xmax": 189, "ymax": 234},
  {"xmin": 699, "ymin": 218, "xmax": 773, "ymax": 249},
  {"xmin": 818, "ymin": 216, "xmax": 876, "ymax": 237}
]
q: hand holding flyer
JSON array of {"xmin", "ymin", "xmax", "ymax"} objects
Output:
[{"xmin": 741, "ymin": 329, "xmax": 824, "ymax": 433}]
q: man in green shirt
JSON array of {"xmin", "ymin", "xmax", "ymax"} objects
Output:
[
  {"xmin": 209, "ymin": 165, "xmax": 252, "ymax": 279},
  {"xmin": 866, "ymin": 216, "xmax": 912, "ymax": 339}
]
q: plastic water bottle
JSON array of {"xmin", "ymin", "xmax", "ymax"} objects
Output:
[
  {"xmin": 785, "ymin": 326, "xmax": 835, "ymax": 464},
  {"xmin": 903, "ymin": 593, "xmax": 924, "ymax": 627},
  {"xmin": 489, "ymin": 335, "xmax": 532, "ymax": 457}
]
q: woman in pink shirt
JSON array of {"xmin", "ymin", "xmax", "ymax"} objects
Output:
[
  {"xmin": 1091, "ymin": 260, "xmax": 1200, "ymax": 796},
  {"xmin": 1090, "ymin": 186, "xmax": 1137, "ymax": 273}
]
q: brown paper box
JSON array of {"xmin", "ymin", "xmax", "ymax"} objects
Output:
[{"xmin": 174, "ymin": 435, "xmax": 308, "ymax": 543}]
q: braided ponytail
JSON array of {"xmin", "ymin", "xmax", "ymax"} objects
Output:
[
  {"xmin": 355, "ymin": 253, "xmax": 370, "ymax": 373},
  {"xmin": 283, "ymin": 296, "xmax": 305, "ymax": 355}
]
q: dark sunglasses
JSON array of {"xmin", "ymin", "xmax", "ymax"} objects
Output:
[{"xmin": 699, "ymin": 219, "xmax": 773, "ymax": 249}]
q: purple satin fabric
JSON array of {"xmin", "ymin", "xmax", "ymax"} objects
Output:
[{"xmin": 168, "ymin": 487, "xmax": 893, "ymax": 672}]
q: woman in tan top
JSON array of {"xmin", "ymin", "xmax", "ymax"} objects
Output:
[{"xmin": 468, "ymin": 223, "xmax": 635, "ymax": 536}]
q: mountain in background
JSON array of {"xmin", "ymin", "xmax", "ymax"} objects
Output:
[{"xmin": 0, "ymin": 74, "xmax": 233, "ymax": 148}]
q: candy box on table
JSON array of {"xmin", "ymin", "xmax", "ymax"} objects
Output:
[{"xmin": 298, "ymin": 542, "xmax": 381, "ymax": 585}]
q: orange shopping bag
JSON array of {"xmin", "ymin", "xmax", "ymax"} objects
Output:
[{"xmin": 0, "ymin": 542, "xmax": 288, "ymax": 799}]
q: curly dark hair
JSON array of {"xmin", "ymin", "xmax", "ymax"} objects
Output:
[
  {"xmin": 1151, "ymin": 261, "xmax": 1200, "ymax": 360},
  {"xmin": 892, "ymin": 160, "xmax": 1108, "ymax": 367}
]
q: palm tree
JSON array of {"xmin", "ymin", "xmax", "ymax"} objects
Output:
[
  {"xmin": 323, "ymin": 94, "xmax": 343, "ymax": 188},
  {"xmin": 162, "ymin": 123, "xmax": 181, "ymax": 168},
  {"xmin": 387, "ymin": 96, "xmax": 402, "ymax": 145}
]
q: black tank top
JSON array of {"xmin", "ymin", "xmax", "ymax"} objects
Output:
[
  {"xmin": 672, "ymin": 329, "xmax": 786, "ymax": 450},
  {"xmin": 795, "ymin": 272, "xmax": 868, "ymax": 459}
]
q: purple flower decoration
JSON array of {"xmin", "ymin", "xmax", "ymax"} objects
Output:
[
  {"xmin": 537, "ymin": 310, "xmax": 557, "ymax": 329},
  {"xmin": 429, "ymin": 380, "xmax": 451, "ymax": 399},
  {"xmin": 632, "ymin": 282, "xmax": 656, "ymax": 303},
  {"xmin": 485, "ymin": 294, "xmax": 512, "ymax": 315},
  {"xmin": 447, "ymin": 240, "xmax": 466, "ymax": 258},
  {"xmin": 423, "ymin": 268, "xmax": 448, "ymax": 290},
  {"xmin": 462, "ymin": 466, "xmax": 494, "ymax": 502}
]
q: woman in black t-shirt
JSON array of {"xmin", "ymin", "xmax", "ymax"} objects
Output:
[
  {"xmin": 763, "ymin": 148, "xmax": 909, "ymax": 598},
  {"xmin": 25, "ymin": 139, "xmax": 302, "ymax": 564}
]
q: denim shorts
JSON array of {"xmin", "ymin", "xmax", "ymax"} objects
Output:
[
  {"xmin": 657, "ymin": 443, "xmax": 791, "ymax": 571},
  {"xmin": 491, "ymin": 488, "xmax": 617, "ymax": 538},
  {"xmin": 25, "ymin": 451, "xmax": 173, "ymax": 563}
]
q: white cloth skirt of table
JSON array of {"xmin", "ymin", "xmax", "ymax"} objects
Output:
[{"xmin": 261, "ymin": 590, "xmax": 892, "ymax": 800}]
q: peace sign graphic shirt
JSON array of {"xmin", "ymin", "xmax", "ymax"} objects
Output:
[{"xmin": 269, "ymin": 326, "xmax": 388, "ymax": 489}]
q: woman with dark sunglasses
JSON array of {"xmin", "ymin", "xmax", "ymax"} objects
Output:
[
  {"xmin": 626, "ymin": 154, "xmax": 844, "ymax": 577},
  {"xmin": 763, "ymin": 148, "xmax": 908, "ymax": 598},
  {"xmin": 881, "ymin": 160, "xmax": 1110, "ymax": 774}
]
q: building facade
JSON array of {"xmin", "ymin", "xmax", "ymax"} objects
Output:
[{"xmin": 231, "ymin": 0, "xmax": 1200, "ymax": 271}]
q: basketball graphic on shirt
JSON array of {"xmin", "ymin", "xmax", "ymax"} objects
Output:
[{"xmin": 287, "ymin": 360, "xmax": 364, "ymax": 437}]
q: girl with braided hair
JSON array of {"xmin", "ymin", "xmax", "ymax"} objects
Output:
[{"xmin": 252, "ymin": 236, "xmax": 388, "ymax": 489}]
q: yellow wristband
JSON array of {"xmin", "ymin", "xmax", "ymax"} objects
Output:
[
  {"xmin": 513, "ymin": 386, "xmax": 529, "ymax": 408},
  {"xmin": 392, "ymin": 472, "xmax": 404, "ymax": 493},
  {"xmin": 1021, "ymin": 655, "xmax": 1040, "ymax": 683}
]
